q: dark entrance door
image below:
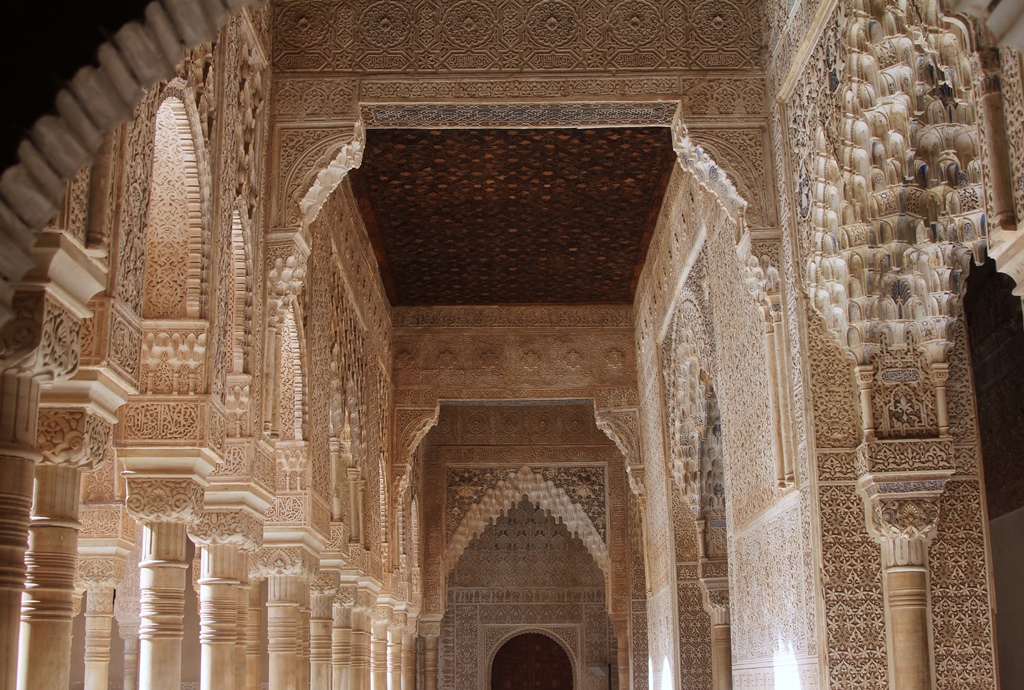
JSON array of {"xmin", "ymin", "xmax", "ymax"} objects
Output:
[{"xmin": 490, "ymin": 633, "xmax": 573, "ymax": 690}]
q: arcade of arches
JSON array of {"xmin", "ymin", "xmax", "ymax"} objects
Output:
[{"xmin": 3, "ymin": 1, "xmax": 1024, "ymax": 689}]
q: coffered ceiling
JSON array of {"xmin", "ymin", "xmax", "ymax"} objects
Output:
[{"xmin": 354, "ymin": 127, "xmax": 677, "ymax": 306}]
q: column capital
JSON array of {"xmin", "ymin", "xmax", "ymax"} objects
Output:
[
  {"xmin": 35, "ymin": 406, "xmax": 111, "ymax": 469},
  {"xmin": 187, "ymin": 508, "xmax": 263, "ymax": 551},
  {"xmin": 76, "ymin": 555, "xmax": 126, "ymax": 591},
  {"xmin": 418, "ymin": 620, "xmax": 441, "ymax": 638},
  {"xmin": 124, "ymin": 476, "xmax": 205, "ymax": 524},
  {"xmin": 254, "ymin": 545, "xmax": 319, "ymax": 581},
  {"xmin": 312, "ymin": 569, "xmax": 340, "ymax": 596},
  {"xmin": 858, "ymin": 470, "xmax": 953, "ymax": 567},
  {"xmin": 699, "ymin": 577, "xmax": 730, "ymax": 627}
]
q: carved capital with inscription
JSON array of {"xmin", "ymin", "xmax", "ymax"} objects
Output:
[
  {"xmin": 124, "ymin": 477, "xmax": 205, "ymax": 524},
  {"xmin": 188, "ymin": 509, "xmax": 264, "ymax": 551},
  {"xmin": 858, "ymin": 470, "xmax": 952, "ymax": 568}
]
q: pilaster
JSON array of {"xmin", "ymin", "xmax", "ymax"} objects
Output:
[{"xmin": 858, "ymin": 468, "xmax": 953, "ymax": 690}]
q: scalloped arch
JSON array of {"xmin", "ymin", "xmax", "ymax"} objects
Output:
[{"xmin": 444, "ymin": 466, "xmax": 609, "ymax": 577}]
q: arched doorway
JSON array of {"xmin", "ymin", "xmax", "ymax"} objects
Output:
[{"xmin": 491, "ymin": 633, "xmax": 574, "ymax": 690}]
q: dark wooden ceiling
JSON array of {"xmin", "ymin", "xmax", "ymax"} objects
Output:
[{"xmin": 354, "ymin": 127, "xmax": 676, "ymax": 306}]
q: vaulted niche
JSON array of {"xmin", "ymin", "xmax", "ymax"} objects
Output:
[{"xmin": 419, "ymin": 401, "xmax": 629, "ymax": 690}]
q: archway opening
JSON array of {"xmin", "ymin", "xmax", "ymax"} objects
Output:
[{"xmin": 491, "ymin": 632, "xmax": 574, "ymax": 690}]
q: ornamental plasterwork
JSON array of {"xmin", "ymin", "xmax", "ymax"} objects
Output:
[{"xmin": 271, "ymin": 0, "xmax": 764, "ymax": 74}]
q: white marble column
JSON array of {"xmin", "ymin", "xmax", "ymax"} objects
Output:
[
  {"xmin": 386, "ymin": 626, "xmax": 402, "ymax": 690},
  {"xmin": 235, "ymin": 573, "xmax": 250, "ymax": 690},
  {"xmin": 700, "ymin": 580, "xmax": 732, "ymax": 690},
  {"xmin": 0, "ymin": 455, "xmax": 34, "ymax": 690},
  {"xmin": 310, "ymin": 572, "xmax": 339, "ymax": 690},
  {"xmin": 370, "ymin": 618, "xmax": 388, "ymax": 690},
  {"xmin": 196, "ymin": 544, "xmax": 241, "ymax": 690},
  {"xmin": 17, "ymin": 462, "xmax": 82, "ymax": 690},
  {"xmin": 331, "ymin": 591, "xmax": 353, "ymax": 690},
  {"xmin": 299, "ymin": 591, "xmax": 311, "ymax": 690},
  {"xmin": 350, "ymin": 610, "xmax": 371, "ymax": 690},
  {"xmin": 400, "ymin": 632, "xmax": 415, "ymax": 690},
  {"xmin": 0, "ymin": 234, "xmax": 103, "ymax": 690},
  {"xmin": 82, "ymin": 586, "xmax": 116, "ymax": 690},
  {"xmin": 268, "ymin": 574, "xmax": 303, "ymax": 690},
  {"xmin": 860, "ymin": 471, "xmax": 950, "ymax": 690},
  {"xmin": 422, "ymin": 636, "xmax": 438, "ymax": 690},
  {"xmin": 189, "ymin": 510, "xmax": 263, "ymax": 690},
  {"xmin": 246, "ymin": 579, "xmax": 263, "ymax": 690},
  {"xmin": 119, "ymin": 625, "xmax": 140, "ymax": 690},
  {"xmin": 125, "ymin": 477, "xmax": 204, "ymax": 690}
]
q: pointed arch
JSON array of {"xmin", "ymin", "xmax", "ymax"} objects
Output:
[
  {"xmin": 143, "ymin": 92, "xmax": 207, "ymax": 320},
  {"xmin": 444, "ymin": 466, "xmax": 608, "ymax": 577}
]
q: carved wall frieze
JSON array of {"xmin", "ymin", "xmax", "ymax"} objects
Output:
[
  {"xmin": 856, "ymin": 438, "xmax": 955, "ymax": 476},
  {"xmin": 271, "ymin": 0, "xmax": 764, "ymax": 73},
  {"xmin": 393, "ymin": 305, "xmax": 634, "ymax": 330},
  {"xmin": 361, "ymin": 102, "xmax": 677, "ymax": 129}
]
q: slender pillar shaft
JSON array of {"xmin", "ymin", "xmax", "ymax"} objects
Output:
[
  {"xmin": 83, "ymin": 588, "xmax": 115, "ymax": 690},
  {"xmin": 138, "ymin": 521, "xmax": 189, "ymax": 690},
  {"xmin": 886, "ymin": 565, "xmax": 931, "ymax": 690},
  {"xmin": 401, "ymin": 633, "xmax": 415, "ymax": 690},
  {"xmin": 387, "ymin": 629, "xmax": 401, "ymax": 690},
  {"xmin": 616, "ymin": 632, "xmax": 629, "ymax": 690},
  {"xmin": 350, "ymin": 615, "xmax": 370, "ymax": 690},
  {"xmin": 370, "ymin": 628, "xmax": 388, "ymax": 690},
  {"xmin": 423, "ymin": 637, "xmax": 438, "ymax": 690},
  {"xmin": 310, "ymin": 593, "xmax": 333, "ymax": 689},
  {"xmin": 299, "ymin": 602, "xmax": 311, "ymax": 690},
  {"xmin": 0, "ymin": 456, "xmax": 33, "ymax": 690},
  {"xmin": 246, "ymin": 581, "xmax": 262, "ymax": 690},
  {"xmin": 17, "ymin": 463, "xmax": 82, "ymax": 690},
  {"xmin": 268, "ymin": 575, "xmax": 302, "ymax": 690},
  {"xmin": 331, "ymin": 606, "xmax": 351, "ymax": 690},
  {"xmin": 198, "ymin": 544, "xmax": 241, "ymax": 690},
  {"xmin": 710, "ymin": 625, "xmax": 732, "ymax": 690},
  {"xmin": 235, "ymin": 579, "xmax": 250, "ymax": 690},
  {"xmin": 120, "ymin": 627, "xmax": 140, "ymax": 690}
]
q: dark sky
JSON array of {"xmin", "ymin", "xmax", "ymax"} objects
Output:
[{"xmin": 0, "ymin": 1, "xmax": 150, "ymax": 172}]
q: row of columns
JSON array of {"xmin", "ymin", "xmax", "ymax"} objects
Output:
[{"xmin": 27, "ymin": 550, "xmax": 434, "ymax": 690}]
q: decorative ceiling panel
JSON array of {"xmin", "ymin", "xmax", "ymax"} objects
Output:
[
  {"xmin": 356, "ymin": 127, "xmax": 676, "ymax": 305},
  {"xmin": 272, "ymin": 0, "xmax": 764, "ymax": 73}
]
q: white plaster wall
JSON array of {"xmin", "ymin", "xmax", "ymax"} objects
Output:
[{"xmin": 991, "ymin": 505, "xmax": 1024, "ymax": 688}]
